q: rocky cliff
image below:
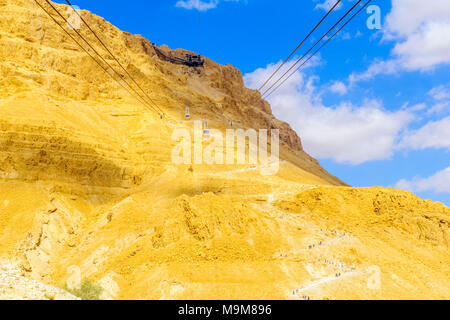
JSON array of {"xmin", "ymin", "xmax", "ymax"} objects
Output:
[{"xmin": 0, "ymin": 0, "xmax": 448, "ymax": 300}]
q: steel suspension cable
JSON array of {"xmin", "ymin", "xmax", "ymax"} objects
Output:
[
  {"xmin": 263, "ymin": 0, "xmax": 372, "ymax": 100},
  {"xmin": 260, "ymin": 0, "xmax": 363, "ymax": 98},
  {"xmin": 33, "ymin": 0, "xmax": 151, "ymax": 110},
  {"xmin": 64, "ymin": 0, "xmax": 166, "ymax": 117},
  {"xmin": 43, "ymin": 0, "xmax": 161, "ymax": 115},
  {"xmin": 257, "ymin": 0, "xmax": 342, "ymax": 92}
]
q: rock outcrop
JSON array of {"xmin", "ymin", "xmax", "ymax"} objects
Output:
[{"xmin": 0, "ymin": 0, "xmax": 448, "ymax": 300}]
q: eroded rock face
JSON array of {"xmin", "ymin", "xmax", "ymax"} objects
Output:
[
  {"xmin": 0, "ymin": 0, "xmax": 448, "ymax": 300},
  {"xmin": 1, "ymin": 0, "xmax": 304, "ymax": 152},
  {"xmin": 0, "ymin": 0, "xmax": 344, "ymax": 191}
]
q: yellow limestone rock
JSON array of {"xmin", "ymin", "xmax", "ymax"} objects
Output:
[{"xmin": 0, "ymin": 0, "xmax": 448, "ymax": 299}]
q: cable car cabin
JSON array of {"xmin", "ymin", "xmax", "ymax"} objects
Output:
[
  {"xmin": 203, "ymin": 120, "xmax": 210, "ymax": 139},
  {"xmin": 185, "ymin": 107, "xmax": 191, "ymax": 120},
  {"xmin": 185, "ymin": 54, "xmax": 204, "ymax": 67},
  {"xmin": 152, "ymin": 43, "xmax": 204, "ymax": 68}
]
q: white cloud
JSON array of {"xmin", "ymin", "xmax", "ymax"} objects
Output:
[
  {"xmin": 396, "ymin": 167, "xmax": 450, "ymax": 194},
  {"xmin": 340, "ymin": 31, "xmax": 351, "ymax": 40},
  {"xmin": 399, "ymin": 117, "xmax": 450, "ymax": 151},
  {"xmin": 315, "ymin": 0, "xmax": 343, "ymax": 11},
  {"xmin": 349, "ymin": 0, "xmax": 450, "ymax": 81},
  {"xmin": 349, "ymin": 59, "xmax": 399, "ymax": 84},
  {"xmin": 384, "ymin": 0, "xmax": 450, "ymax": 38},
  {"xmin": 402, "ymin": 103, "xmax": 426, "ymax": 112},
  {"xmin": 429, "ymin": 84, "xmax": 450, "ymax": 101},
  {"xmin": 244, "ymin": 61, "xmax": 413, "ymax": 165},
  {"xmin": 329, "ymin": 81, "xmax": 348, "ymax": 95},
  {"xmin": 428, "ymin": 102, "xmax": 450, "ymax": 115},
  {"xmin": 427, "ymin": 84, "xmax": 450, "ymax": 114},
  {"xmin": 391, "ymin": 21, "xmax": 450, "ymax": 71},
  {"xmin": 175, "ymin": 0, "xmax": 219, "ymax": 11},
  {"xmin": 175, "ymin": 0, "xmax": 242, "ymax": 11}
]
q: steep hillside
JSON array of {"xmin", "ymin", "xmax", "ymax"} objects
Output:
[{"xmin": 0, "ymin": 0, "xmax": 448, "ymax": 300}]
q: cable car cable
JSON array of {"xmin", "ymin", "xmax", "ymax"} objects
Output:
[
  {"xmin": 260, "ymin": 0, "xmax": 363, "ymax": 98},
  {"xmin": 33, "ymin": 0, "xmax": 151, "ymax": 111},
  {"xmin": 43, "ymin": 0, "xmax": 161, "ymax": 115},
  {"xmin": 64, "ymin": 0, "xmax": 166, "ymax": 117},
  {"xmin": 257, "ymin": 0, "xmax": 342, "ymax": 92},
  {"xmin": 263, "ymin": 0, "xmax": 372, "ymax": 99}
]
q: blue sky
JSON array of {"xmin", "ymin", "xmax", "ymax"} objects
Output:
[{"xmin": 53, "ymin": 0, "xmax": 450, "ymax": 205}]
